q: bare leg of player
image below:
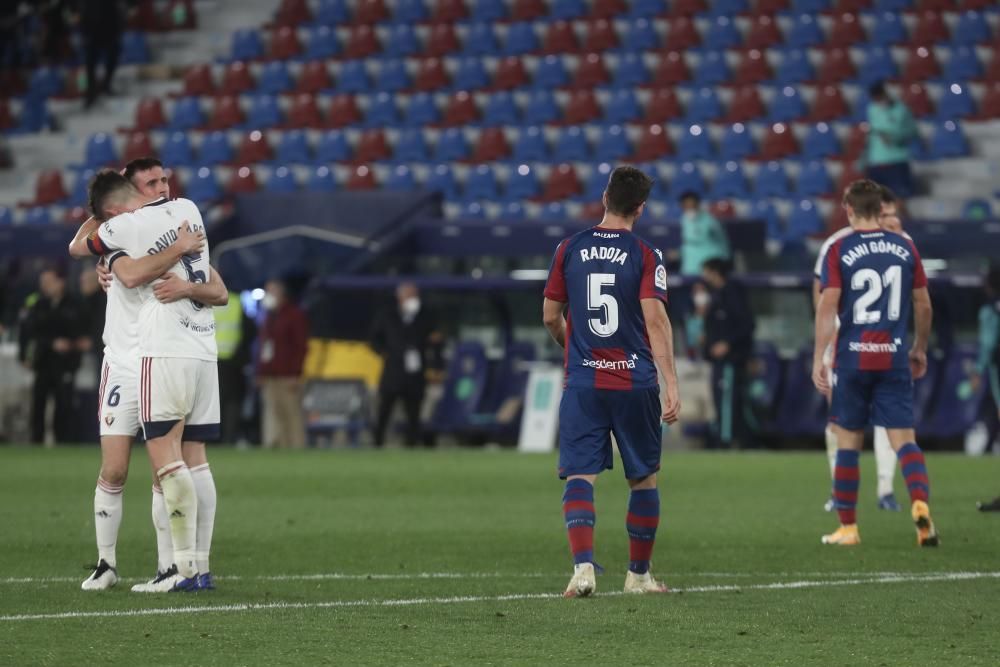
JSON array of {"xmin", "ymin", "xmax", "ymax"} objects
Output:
[
  {"xmin": 822, "ymin": 425, "xmax": 864, "ymax": 546},
  {"xmin": 885, "ymin": 428, "xmax": 938, "ymax": 546},
  {"xmin": 82, "ymin": 436, "xmax": 132, "ymax": 590},
  {"xmin": 183, "ymin": 441, "xmax": 217, "ymax": 590}
]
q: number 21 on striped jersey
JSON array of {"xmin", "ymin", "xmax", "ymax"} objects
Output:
[{"xmin": 852, "ymin": 265, "xmax": 902, "ymax": 325}]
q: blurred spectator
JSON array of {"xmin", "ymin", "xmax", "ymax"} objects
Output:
[
  {"xmin": 975, "ymin": 267, "xmax": 1000, "ymax": 511},
  {"xmin": 679, "ymin": 191, "xmax": 730, "ymax": 277},
  {"xmin": 40, "ymin": 0, "xmax": 73, "ymax": 64},
  {"xmin": 371, "ymin": 282, "xmax": 437, "ymax": 448},
  {"xmin": 17, "ymin": 267, "xmax": 86, "ymax": 444},
  {"xmin": 701, "ymin": 259, "xmax": 755, "ymax": 449},
  {"xmin": 78, "ymin": 268, "xmax": 105, "ymax": 360},
  {"xmin": 79, "ymin": 0, "xmax": 126, "ymax": 108},
  {"xmin": 685, "ymin": 281, "xmax": 711, "ymax": 359},
  {"xmin": 216, "ymin": 292, "xmax": 255, "ymax": 444},
  {"xmin": 256, "ymin": 279, "xmax": 309, "ymax": 449},
  {"xmin": 866, "ymin": 82, "xmax": 917, "ymax": 198}
]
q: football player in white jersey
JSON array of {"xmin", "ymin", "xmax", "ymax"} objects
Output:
[
  {"xmin": 814, "ymin": 185, "xmax": 907, "ymax": 513},
  {"xmin": 68, "ymin": 160, "xmax": 226, "ymax": 592}
]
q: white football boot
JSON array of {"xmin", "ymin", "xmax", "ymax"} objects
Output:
[
  {"xmin": 563, "ymin": 563, "xmax": 596, "ymax": 598},
  {"xmin": 623, "ymin": 570, "xmax": 669, "ymax": 594},
  {"xmin": 81, "ymin": 559, "xmax": 118, "ymax": 591}
]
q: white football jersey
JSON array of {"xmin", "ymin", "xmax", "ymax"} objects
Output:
[
  {"xmin": 97, "ymin": 197, "xmax": 218, "ymax": 362},
  {"xmin": 100, "ymin": 275, "xmax": 143, "ymax": 372}
]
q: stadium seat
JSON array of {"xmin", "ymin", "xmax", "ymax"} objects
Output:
[
  {"xmin": 354, "ymin": 129, "xmax": 392, "ymax": 162},
  {"xmin": 470, "ymin": 0, "xmax": 507, "ymax": 20},
  {"xmin": 553, "ymin": 126, "xmax": 591, "ymax": 161},
  {"xmin": 537, "ymin": 201, "xmax": 568, "ymax": 220},
  {"xmin": 121, "ymin": 31, "xmax": 151, "ymax": 65},
  {"xmin": 603, "ymin": 89, "xmax": 641, "ymax": 124},
  {"xmin": 346, "ymin": 165, "xmax": 378, "ymax": 190},
  {"xmin": 709, "ymin": 0, "xmax": 750, "ymax": 13},
  {"xmin": 313, "ymin": 0, "xmax": 350, "ymax": 24},
  {"xmin": 284, "ymin": 94, "xmax": 324, "ymax": 128},
  {"xmin": 612, "ymin": 53, "xmax": 649, "ymax": 88},
  {"xmin": 122, "ymin": 132, "xmax": 156, "ymax": 164},
  {"xmin": 186, "ymin": 166, "xmax": 223, "ymax": 203},
  {"xmin": 542, "ymin": 21, "xmax": 580, "ymax": 54},
  {"xmin": 65, "ymin": 169, "xmax": 95, "ymax": 208},
  {"xmin": 552, "ymin": 0, "xmax": 586, "ymax": 19},
  {"xmin": 842, "ymin": 125, "xmax": 868, "ymax": 162},
  {"xmin": 229, "ymin": 29, "xmax": 264, "ymax": 61},
  {"xmin": 471, "ymin": 127, "xmax": 511, "ymax": 162},
  {"xmin": 454, "ymin": 58, "xmax": 491, "ymax": 91},
  {"xmin": 26, "ymin": 67, "xmax": 62, "ymax": 99},
  {"xmin": 768, "ymin": 86, "xmax": 807, "ymax": 122},
  {"xmin": 511, "ymin": 0, "xmax": 548, "ymax": 21},
  {"xmin": 860, "ymin": 46, "xmax": 901, "ymax": 84},
  {"xmin": 668, "ymin": 162, "xmax": 705, "ymax": 199},
  {"xmin": 722, "ymin": 87, "xmax": 764, "ymax": 124},
  {"xmin": 442, "ymin": 91, "xmax": 480, "ymax": 126},
  {"xmin": 666, "ymin": 16, "xmax": 700, "ymax": 50},
  {"xmin": 160, "ymin": 131, "xmax": 197, "ymax": 166},
  {"xmin": 677, "ymin": 124, "xmax": 714, "ymax": 160},
  {"xmin": 168, "ymin": 97, "xmax": 205, "ymax": 130},
  {"xmin": 354, "ymin": 0, "xmax": 389, "ymax": 23},
  {"xmin": 909, "ymin": 11, "xmax": 950, "ymax": 45},
  {"xmin": 220, "ymin": 62, "xmax": 256, "ymax": 96},
  {"xmin": 483, "ymin": 92, "xmax": 520, "ymax": 126},
  {"xmin": 937, "ymin": 83, "xmax": 976, "ymax": 119},
  {"xmin": 816, "ymin": 48, "xmax": 856, "ymax": 83},
  {"xmin": 23, "ymin": 170, "xmax": 69, "ymax": 207},
  {"xmin": 827, "ymin": 12, "xmax": 866, "ymax": 48},
  {"xmin": 753, "ymin": 161, "xmax": 789, "ymax": 197},
  {"xmin": 641, "ymin": 88, "xmax": 682, "ymax": 123},
  {"xmin": 426, "ymin": 164, "xmax": 460, "ymax": 198},
  {"xmin": 265, "ymin": 166, "xmax": 299, "ymax": 193},
  {"xmin": 394, "ymin": 129, "xmax": 429, "ymax": 162},
  {"xmin": 787, "ymin": 15, "xmax": 824, "ymax": 49},
  {"xmin": 385, "ymin": 25, "xmax": 420, "ymax": 58},
  {"xmin": 25, "ymin": 207, "xmax": 53, "ymax": 225},
  {"xmin": 774, "ymin": 49, "xmax": 814, "ymax": 85},
  {"xmin": 785, "ymin": 199, "xmax": 824, "ymax": 241},
  {"xmin": 962, "ymin": 198, "xmax": 993, "ymax": 220},
  {"xmin": 629, "ymin": 124, "xmax": 673, "ymax": 161},
  {"xmin": 649, "ymin": 51, "xmax": 690, "ymax": 86},
  {"xmin": 82, "ymin": 132, "xmax": 118, "ymax": 170},
  {"xmin": 627, "ymin": 0, "xmax": 666, "ymax": 17},
  {"xmin": 0, "ymin": 100, "xmax": 12, "ymax": 132},
  {"xmin": 749, "ymin": 198, "xmax": 782, "ymax": 239},
  {"xmin": 899, "ymin": 82, "xmax": 933, "ymax": 118},
  {"xmin": 204, "ymin": 96, "xmax": 245, "ymax": 130},
  {"xmin": 424, "ymin": 24, "xmax": 461, "ymax": 57},
  {"xmin": 581, "ymin": 162, "xmax": 613, "ymax": 201},
  {"xmin": 245, "ymin": 94, "xmax": 283, "ymax": 128},
  {"xmin": 403, "ymin": 93, "xmax": 441, "ymax": 126},
  {"xmin": 559, "ymin": 89, "xmax": 600, "ymax": 125},
  {"xmin": 337, "ymin": 61, "xmax": 371, "ymax": 94},
  {"xmin": 711, "ymin": 161, "xmax": 749, "ymax": 199},
  {"xmin": 524, "ymin": 90, "xmax": 560, "ymax": 125},
  {"xmin": 295, "ymin": 62, "xmax": 332, "ymax": 94},
  {"xmin": 432, "ymin": 0, "xmax": 469, "ymax": 22},
  {"xmin": 589, "ymin": 0, "xmax": 626, "ymax": 18},
  {"xmin": 395, "ymin": 0, "xmax": 429, "ymax": 21},
  {"xmin": 132, "ymin": 97, "xmax": 168, "ymax": 131},
  {"xmin": 301, "ymin": 26, "xmax": 341, "ymax": 61},
  {"xmin": 234, "ymin": 130, "xmax": 274, "ymax": 164},
  {"xmin": 849, "ymin": 90, "xmax": 870, "ymax": 123},
  {"xmin": 274, "ymin": 130, "xmax": 311, "ymax": 164},
  {"xmin": 463, "ymin": 24, "xmax": 500, "ymax": 56},
  {"xmin": 871, "ymin": 11, "xmax": 908, "ymax": 46},
  {"xmin": 792, "ymin": 0, "xmax": 830, "ymax": 10},
  {"xmin": 0, "ymin": 206, "xmax": 11, "ymax": 225},
  {"xmin": 374, "ymin": 60, "xmax": 411, "ymax": 93},
  {"xmin": 503, "ymin": 22, "xmax": 540, "ymax": 57},
  {"xmin": 508, "ymin": 126, "xmax": 551, "ymax": 164},
  {"xmin": 745, "ymin": 15, "xmax": 782, "ymax": 50},
  {"xmin": 734, "ymin": 50, "xmax": 772, "ymax": 85},
  {"xmin": 273, "ymin": 0, "xmax": 311, "ymax": 25},
  {"xmin": 670, "ymin": 0, "xmax": 708, "ymax": 16},
  {"xmin": 758, "ymin": 123, "xmax": 799, "ymax": 160},
  {"xmin": 365, "ymin": 92, "xmax": 399, "ymax": 127},
  {"xmin": 504, "ymin": 164, "xmax": 541, "ymax": 201},
  {"xmin": 693, "ymin": 51, "xmax": 731, "ymax": 86},
  {"xmin": 808, "ymin": 85, "xmax": 849, "ymax": 122},
  {"xmin": 796, "ymin": 161, "xmax": 833, "ymax": 196},
  {"xmin": 385, "ymin": 165, "xmax": 418, "ymax": 191},
  {"xmin": 414, "ymin": 58, "xmax": 450, "ymax": 91},
  {"xmin": 533, "ymin": 56, "xmax": 570, "ymax": 89},
  {"xmin": 315, "ymin": 130, "xmax": 353, "ymax": 162},
  {"xmin": 704, "ymin": 16, "xmax": 742, "ymax": 50},
  {"xmin": 306, "ymin": 165, "xmax": 338, "ymax": 192},
  {"xmin": 463, "ymin": 164, "xmax": 500, "ymax": 201},
  {"xmin": 594, "ymin": 124, "xmax": 631, "ymax": 161},
  {"xmin": 686, "ymin": 87, "xmax": 723, "ymax": 122},
  {"xmin": 974, "ymin": 83, "xmax": 1000, "ymax": 120},
  {"xmin": 943, "ymin": 46, "xmax": 984, "ymax": 82},
  {"xmin": 344, "ymin": 26, "xmax": 380, "ymax": 59},
  {"xmin": 927, "ymin": 119, "xmax": 969, "ymax": 158},
  {"xmin": 460, "ymin": 201, "xmax": 488, "ymax": 218},
  {"xmin": 901, "ymin": 47, "xmax": 939, "ymax": 83},
  {"xmin": 621, "ymin": 19, "xmax": 659, "ymax": 51},
  {"xmin": 269, "ymin": 27, "xmax": 303, "ymax": 61},
  {"xmin": 719, "ymin": 122, "xmax": 756, "ymax": 159},
  {"xmin": 953, "ymin": 10, "xmax": 991, "ymax": 44},
  {"xmin": 491, "ymin": 57, "xmax": 529, "ymax": 91},
  {"xmin": 435, "ymin": 128, "xmax": 470, "ymax": 161},
  {"xmin": 802, "ymin": 122, "xmax": 841, "ymax": 159},
  {"xmin": 179, "ymin": 65, "xmax": 215, "ymax": 98},
  {"xmin": 327, "ymin": 95, "xmax": 362, "ymax": 127}
]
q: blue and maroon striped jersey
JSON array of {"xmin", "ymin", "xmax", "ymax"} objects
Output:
[
  {"xmin": 544, "ymin": 225, "xmax": 669, "ymax": 390},
  {"xmin": 820, "ymin": 228, "xmax": 928, "ymax": 371}
]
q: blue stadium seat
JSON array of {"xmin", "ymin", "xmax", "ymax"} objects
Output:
[
  {"xmin": 750, "ymin": 198, "xmax": 782, "ymax": 239},
  {"xmin": 385, "ymin": 25, "xmax": 420, "ymax": 58},
  {"xmin": 337, "ymin": 61, "xmax": 370, "ymax": 94},
  {"xmin": 719, "ymin": 122, "xmax": 756, "ymax": 160},
  {"xmin": 627, "ymin": 0, "xmax": 666, "ymax": 18},
  {"xmin": 426, "ymin": 164, "xmax": 460, "ymax": 198},
  {"xmin": 394, "ymin": 129, "xmax": 429, "ymax": 162},
  {"xmin": 594, "ymin": 125, "xmax": 630, "ymax": 161},
  {"xmin": 791, "ymin": 0, "xmax": 830, "ymax": 10},
  {"xmin": 943, "ymin": 48, "xmax": 984, "ymax": 83},
  {"xmin": 482, "ymin": 92, "xmax": 520, "ymax": 126},
  {"xmin": 160, "ymin": 132, "xmax": 197, "ymax": 167},
  {"xmin": 787, "ymin": 15, "xmax": 824, "ymax": 49},
  {"xmin": 274, "ymin": 130, "xmax": 311, "ymax": 164},
  {"xmin": 937, "ymin": 83, "xmax": 976, "ymax": 120},
  {"xmin": 552, "ymin": 0, "xmax": 586, "ymax": 19},
  {"xmin": 953, "ymin": 11, "xmax": 991, "ymax": 45},
  {"xmin": 795, "ymin": 161, "xmax": 833, "ymax": 197},
  {"xmin": 199, "ymin": 131, "xmax": 234, "ymax": 165},
  {"xmin": 121, "ymin": 31, "xmax": 151, "ymax": 65},
  {"xmin": 613, "ymin": 53, "xmax": 650, "ymax": 88},
  {"xmin": 470, "ymin": 0, "xmax": 508, "ymax": 22},
  {"xmin": 394, "ymin": 0, "xmax": 429, "ymax": 23},
  {"xmin": 453, "ymin": 58, "xmax": 490, "ymax": 91},
  {"xmin": 668, "ymin": 162, "xmax": 706, "ymax": 199},
  {"xmin": 463, "ymin": 24, "xmax": 500, "ymax": 56},
  {"xmin": 754, "ymin": 161, "xmax": 790, "ymax": 198},
  {"xmin": 11, "ymin": 96, "xmax": 49, "ymax": 133},
  {"xmin": 785, "ymin": 199, "xmax": 823, "ymax": 242},
  {"xmin": 460, "ymin": 201, "xmax": 488, "ymax": 219},
  {"xmin": 365, "ymin": 92, "xmax": 399, "ymax": 127},
  {"xmin": 622, "ymin": 19, "xmax": 659, "ymax": 52},
  {"xmin": 704, "ymin": 17, "xmax": 742, "ymax": 51},
  {"xmin": 686, "ymin": 88, "xmax": 723, "ymax": 123},
  {"xmin": 533, "ymin": 56, "xmax": 570, "ymax": 89},
  {"xmin": 25, "ymin": 207, "xmax": 53, "ymax": 225},
  {"xmin": 168, "ymin": 97, "xmax": 204, "ymax": 130},
  {"xmin": 774, "ymin": 50, "xmax": 814, "ymax": 85},
  {"xmin": 927, "ymin": 120, "xmax": 969, "ymax": 158},
  {"xmin": 857, "ymin": 46, "xmax": 898, "ymax": 85},
  {"xmin": 229, "ymin": 29, "xmax": 264, "ymax": 61},
  {"xmin": 768, "ymin": 86, "xmax": 807, "ymax": 122},
  {"xmin": 186, "ymin": 167, "xmax": 223, "ymax": 203},
  {"xmin": 0, "ymin": 206, "xmax": 11, "ymax": 226},
  {"xmin": 68, "ymin": 169, "xmax": 95, "ymax": 208},
  {"xmin": 403, "ymin": 94, "xmax": 440, "ymax": 127},
  {"xmin": 257, "ymin": 62, "xmax": 293, "ymax": 95},
  {"xmin": 872, "ymin": 0, "xmax": 911, "ymax": 9},
  {"xmin": 245, "ymin": 94, "xmax": 283, "ymax": 129},
  {"xmin": 314, "ymin": 130, "xmax": 353, "ymax": 162},
  {"xmin": 504, "ymin": 164, "xmax": 540, "ymax": 201},
  {"xmin": 538, "ymin": 201, "xmax": 569, "ymax": 221},
  {"xmin": 677, "ymin": 124, "xmax": 714, "ymax": 160},
  {"xmin": 711, "ymin": 161, "xmax": 749, "ymax": 199},
  {"xmin": 306, "ymin": 165, "xmax": 338, "ymax": 192},
  {"xmin": 604, "ymin": 89, "xmax": 641, "ymax": 124},
  {"xmin": 504, "ymin": 22, "xmax": 540, "ymax": 56},
  {"xmin": 581, "ymin": 162, "xmax": 613, "ymax": 201},
  {"xmin": 313, "ymin": 0, "xmax": 350, "ymax": 25},
  {"xmin": 802, "ymin": 123, "xmax": 841, "ymax": 160},
  {"xmin": 464, "ymin": 165, "xmax": 500, "ymax": 201},
  {"xmin": 502, "ymin": 200, "xmax": 526, "ymax": 219},
  {"xmin": 386, "ymin": 165, "xmax": 418, "ymax": 191},
  {"xmin": 435, "ymin": 128, "xmax": 470, "ymax": 161},
  {"xmin": 375, "ymin": 60, "xmax": 411, "ymax": 92},
  {"xmin": 850, "ymin": 90, "xmax": 870, "ymax": 123},
  {"xmin": 27, "ymin": 67, "xmax": 63, "ymax": 98},
  {"xmin": 554, "ymin": 126, "xmax": 591, "ymax": 161},
  {"xmin": 301, "ymin": 26, "xmax": 341, "ymax": 60},
  {"xmin": 512, "ymin": 126, "xmax": 549, "ymax": 162},
  {"xmin": 82, "ymin": 132, "xmax": 118, "ymax": 169},
  {"xmin": 693, "ymin": 51, "xmax": 731, "ymax": 86},
  {"xmin": 708, "ymin": 0, "xmax": 750, "ymax": 15},
  {"xmin": 265, "ymin": 166, "xmax": 299, "ymax": 193},
  {"xmin": 523, "ymin": 90, "xmax": 560, "ymax": 125},
  {"xmin": 962, "ymin": 198, "xmax": 993, "ymax": 221},
  {"xmin": 871, "ymin": 12, "xmax": 908, "ymax": 46}
]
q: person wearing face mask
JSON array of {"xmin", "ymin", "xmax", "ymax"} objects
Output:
[
  {"xmin": 678, "ymin": 191, "xmax": 730, "ymax": 278},
  {"xmin": 256, "ymin": 279, "xmax": 310, "ymax": 449},
  {"xmin": 371, "ymin": 282, "xmax": 437, "ymax": 448}
]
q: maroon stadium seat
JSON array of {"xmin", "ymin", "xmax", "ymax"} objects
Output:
[
  {"xmin": 542, "ymin": 164, "xmax": 582, "ymax": 201},
  {"xmin": 754, "ymin": 0, "xmax": 790, "ymax": 12},
  {"xmin": 347, "ymin": 165, "xmax": 378, "ymax": 189},
  {"xmin": 234, "ymin": 131, "xmax": 275, "ymax": 164},
  {"xmin": 327, "ymin": 96, "xmax": 362, "ymax": 127},
  {"xmin": 345, "ymin": 26, "xmax": 381, "ymax": 59},
  {"xmin": 649, "ymin": 52, "xmax": 690, "ymax": 86},
  {"xmin": 666, "ymin": 17, "xmax": 700, "ymax": 50},
  {"xmin": 757, "ymin": 123, "xmax": 799, "ymax": 160},
  {"xmin": 296, "ymin": 62, "xmax": 332, "ymax": 93},
  {"xmin": 431, "ymin": 0, "xmax": 469, "ymax": 22},
  {"xmin": 901, "ymin": 46, "xmax": 941, "ymax": 83},
  {"xmin": 354, "ymin": 129, "xmax": 392, "ymax": 162},
  {"xmin": 582, "ymin": 20, "xmax": 618, "ymax": 52},
  {"xmin": 724, "ymin": 87, "xmax": 765, "ymax": 123},
  {"xmin": 974, "ymin": 83, "xmax": 1000, "ymax": 119},
  {"xmin": 745, "ymin": 16, "xmax": 782, "ymax": 50},
  {"xmin": 285, "ymin": 94, "xmax": 325, "ymax": 128},
  {"xmin": 669, "ymin": 0, "xmax": 708, "ymax": 16},
  {"xmin": 227, "ymin": 166, "xmax": 260, "ymax": 194},
  {"xmin": 542, "ymin": 21, "xmax": 580, "ymax": 54},
  {"xmin": 0, "ymin": 100, "xmax": 12, "ymax": 131},
  {"xmin": 441, "ymin": 91, "xmax": 480, "ymax": 126},
  {"xmin": 835, "ymin": 163, "xmax": 864, "ymax": 197},
  {"xmin": 983, "ymin": 50, "xmax": 1000, "ymax": 82},
  {"xmin": 204, "ymin": 96, "xmax": 246, "ymax": 130},
  {"xmin": 181, "ymin": 64, "xmax": 216, "ymax": 97},
  {"xmin": 470, "ymin": 128, "xmax": 511, "ymax": 162},
  {"xmin": 628, "ymin": 124, "xmax": 674, "ymax": 161},
  {"xmin": 816, "ymin": 48, "xmax": 856, "ymax": 83},
  {"xmin": 734, "ymin": 50, "xmax": 772, "ymax": 85},
  {"xmin": 808, "ymin": 85, "xmax": 849, "ymax": 122},
  {"xmin": 272, "ymin": 0, "xmax": 312, "ymax": 26},
  {"xmin": 510, "ymin": 0, "xmax": 548, "ymax": 21},
  {"xmin": 220, "ymin": 62, "xmax": 255, "ymax": 96},
  {"xmin": 414, "ymin": 58, "xmax": 451, "ymax": 91},
  {"xmin": 166, "ymin": 169, "xmax": 184, "ymax": 197},
  {"xmin": 128, "ymin": 0, "xmax": 160, "ymax": 31},
  {"xmin": 827, "ymin": 13, "xmax": 866, "ymax": 49},
  {"xmin": 641, "ymin": 88, "xmax": 682, "ymax": 123},
  {"xmin": 843, "ymin": 124, "xmax": 868, "ymax": 162},
  {"xmin": 132, "ymin": 97, "xmax": 168, "ymax": 131},
  {"xmin": 588, "ymin": 0, "xmax": 627, "ymax": 19},
  {"xmin": 122, "ymin": 132, "xmax": 157, "ymax": 163},
  {"xmin": 915, "ymin": 0, "xmax": 953, "ymax": 9},
  {"xmin": 492, "ymin": 57, "xmax": 529, "ymax": 90},
  {"xmin": 572, "ymin": 53, "xmax": 611, "ymax": 88},
  {"xmin": 22, "ymin": 170, "xmax": 69, "ymax": 207},
  {"xmin": 561, "ymin": 89, "xmax": 602, "ymax": 124},
  {"xmin": 901, "ymin": 82, "xmax": 934, "ymax": 117},
  {"xmin": 353, "ymin": 0, "xmax": 389, "ymax": 24},
  {"xmin": 909, "ymin": 11, "xmax": 949, "ymax": 45},
  {"xmin": 830, "ymin": 0, "xmax": 870, "ymax": 9},
  {"xmin": 710, "ymin": 200, "xmax": 735, "ymax": 220},
  {"xmin": 269, "ymin": 26, "xmax": 303, "ymax": 60},
  {"xmin": 424, "ymin": 24, "xmax": 461, "ymax": 57}
]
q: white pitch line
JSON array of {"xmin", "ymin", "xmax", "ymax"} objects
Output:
[{"xmin": 2, "ymin": 571, "xmax": 998, "ymax": 622}]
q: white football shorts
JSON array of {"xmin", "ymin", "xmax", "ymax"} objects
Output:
[
  {"xmin": 139, "ymin": 357, "xmax": 220, "ymax": 442},
  {"xmin": 98, "ymin": 356, "xmax": 142, "ymax": 438}
]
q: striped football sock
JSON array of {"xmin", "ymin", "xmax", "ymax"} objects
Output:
[
  {"xmin": 626, "ymin": 488, "xmax": 660, "ymax": 575},
  {"xmin": 897, "ymin": 443, "xmax": 930, "ymax": 503},
  {"xmin": 833, "ymin": 449, "xmax": 860, "ymax": 526},
  {"xmin": 562, "ymin": 479, "xmax": 595, "ymax": 565}
]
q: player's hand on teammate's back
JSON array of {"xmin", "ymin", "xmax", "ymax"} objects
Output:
[
  {"xmin": 153, "ymin": 273, "xmax": 193, "ymax": 304},
  {"xmin": 812, "ymin": 362, "xmax": 830, "ymax": 397},
  {"xmin": 96, "ymin": 259, "xmax": 112, "ymax": 292},
  {"xmin": 661, "ymin": 383, "xmax": 681, "ymax": 425},
  {"xmin": 175, "ymin": 221, "xmax": 205, "ymax": 256},
  {"xmin": 909, "ymin": 348, "xmax": 928, "ymax": 379}
]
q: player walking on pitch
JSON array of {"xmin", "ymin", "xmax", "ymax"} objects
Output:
[
  {"xmin": 814, "ymin": 179, "xmax": 938, "ymax": 547},
  {"xmin": 543, "ymin": 166, "xmax": 681, "ymax": 597}
]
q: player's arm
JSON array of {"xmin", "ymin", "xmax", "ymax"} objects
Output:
[
  {"xmin": 542, "ymin": 298, "xmax": 567, "ymax": 348},
  {"xmin": 109, "ymin": 223, "xmax": 205, "ymax": 289},
  {"xmin": 641, "ymin": 298, "xmax": 681, "ymax": 425},
  {"xmin": 68, "ymin": 216, "xmax": 101, "ymax": 259},
  {"xmin": 909, "ymin": 286, "xmax": 932, "ymax": 379},
  {"xmin": 153, "ymin": 267, "xmax": 229, "ymax": 306},
  {"xmin": 813, "ymin": 287, "xmax": 840, "ymax": 395},
  {"xmin": 811, "ymin": 277, "xmax": 821, "ymax": 310}
]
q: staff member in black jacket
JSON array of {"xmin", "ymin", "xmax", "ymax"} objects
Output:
[
  {"xmin": 18, "ymin": 267, "xmax": 86, "ymax": 444},
  {"xmin": 371, "ymin": 282, "xmax": 438, "ymax": 448},
  {"xmin": 701, "ymin": 259, "xmax": 755, "ymax": 449}
]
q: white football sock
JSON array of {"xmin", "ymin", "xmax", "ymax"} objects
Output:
[
  {"xmin": 158, "ymin": 461, "xmax": 198, "ymax": 578},
  {"xmin": 94, "ymin": 478, "xmax": 124, "ymax": 568},
  {"xmin": 873, "ymin": 427, "xmax": 897, "ymax": 498},
  {"xmin": 824, "ymin": 425, "xmax": 838, "ymax": 479},
  {"xmin": 190, "ymin": 463, "xmax": 217, "ymax": 573},
  {"xmin": 151, "ymin": 485, "xmax": 175, "ymax": 573}
]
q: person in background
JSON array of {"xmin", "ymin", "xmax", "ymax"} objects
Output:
[
  {"xmin": 701, "ymin": 258, "xmax": 755, "ymax": 449},
  {"xmin": 256, "ymin": 280, "xmax": 309, "ymax": 449},
  {"xmin": 679, "ymin": 191, "xmax": 730, "ymax": 278},
  {"xmin": 865, "ymin": 82, "xmax": 917, "ymax": 198},
  {"xmin": 78, "ymin": 268, "xmax": 106, "ymax": 441},
  {"xmin": 215, "ymin": 293, "xmax": 255, "ymax": 444},
  {"xmin": 79, "ymin": 0, "xmax": 125, "ymax": 108},
  {"xmin": 371, "ymin": 282, "xmax": 437, "ymax": 448},
  {"xmin": 974, "ymin": 267, "xmax": 1000, "ymax": 512},
  {"xmin": 18, "ymin": 267, "xmax": 87, "ymax": 444}
]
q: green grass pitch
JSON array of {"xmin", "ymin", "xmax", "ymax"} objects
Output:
[{"xmin": 1, "ymin": 447, "xmax": 999, "ymax": 666}]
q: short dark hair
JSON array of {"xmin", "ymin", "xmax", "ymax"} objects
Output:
[
  {"xmin": 879, "ymin": 184, "xmax": 897, "ymax": 205},
  {"xmin": 122, "ymin": 157, "xmax": 163, "ymax": 183},
  {"xmin": 843, "ymin": 179, "xmax": 883, "ymax": 220},
  {"xmin": 678, "ymin": 190, "xmax": 701, "ymax": 204},
  {"xmin": 88, "ymin": 169, "xmax": 134, "ymax": 221},
  {"xmin": 604, "ymin": 166, "xmax": 653, "ymax": 217},
  {"xmin": 869, "ymin": 81, "xmax": 889, "ymax": 100},
  {"xmin": 702, "ymin": 257, "xmax": 730, "ymax": 278}
]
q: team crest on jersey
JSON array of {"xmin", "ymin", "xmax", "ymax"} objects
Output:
[
  {"xmin": 104, "ymin": 415, "xmax": 115, "ymax": 426},
  {"xmin": 655, "ymin": 265, "xmax": 667, "ymax": 290}
]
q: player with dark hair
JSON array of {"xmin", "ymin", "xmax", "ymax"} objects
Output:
[
  {"xmin": 814, "ymin": 179, "xmax": 938, "ymax": 547},
  {"xmin": 543, "ymin": 166, "xmax": 681, "ymax": 597}
]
